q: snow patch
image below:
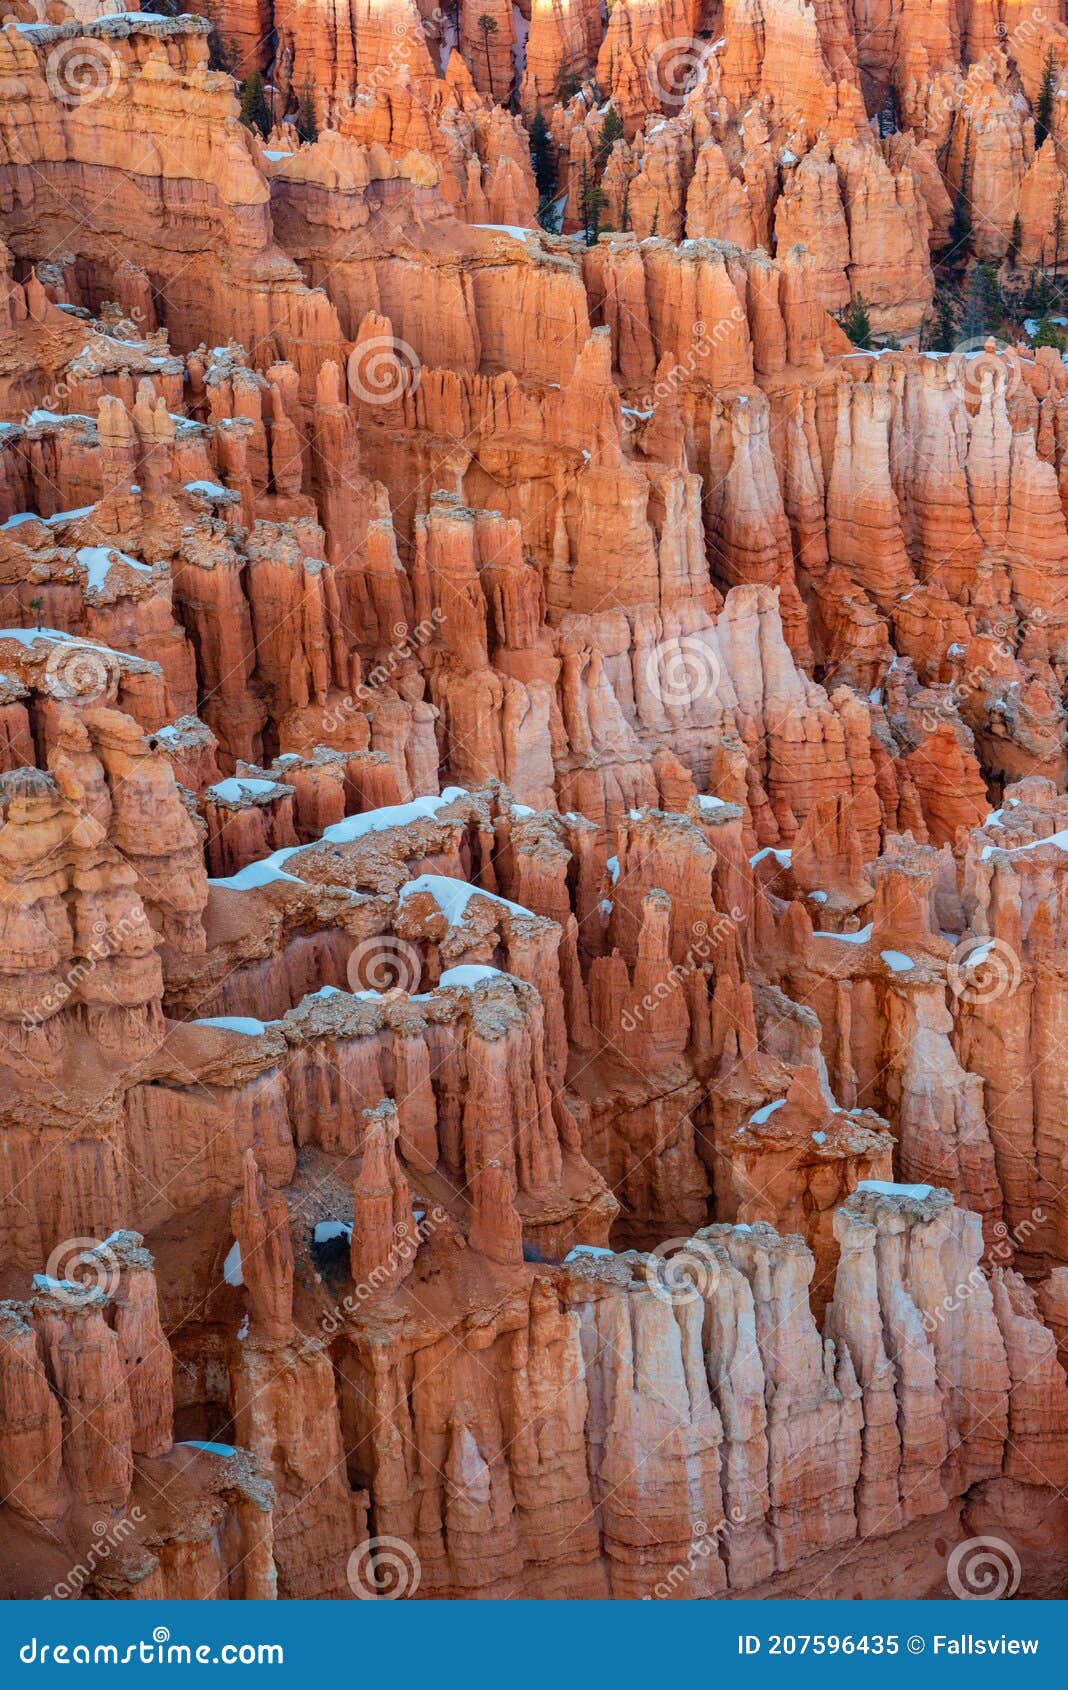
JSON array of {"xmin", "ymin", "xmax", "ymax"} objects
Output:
[
  {"xmin": 748, "ymin": 1098, "xmax": 785, "ymax": 1125},
  {"xmin": 439, "ymin": 964, "xmax": 504, "ymax": 988},
  {"xmin": 880, "ymin": 949, "xmax": 914, "ymax": 973},
  {"xmin": 197, "ymin": 1015, "xmax": 268, "ymax": 1035},
  {"xmin": 856, "ymin": 1179, "xmax": 934, "ymax": 1200}
]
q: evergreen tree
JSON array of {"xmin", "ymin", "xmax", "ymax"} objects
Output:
[
  {"xmin": 529, "ymin": 109, "xmax": 555, "ymax": 201},
  {"xmin": 578, "ymin": 158, "xmax": 604, "ymax": 245},
  {"xmin": 555, "ymin": 66, "xmax": 582, "ymax": 103},
  {"xmin": 1007, "ymin": 212, "xmax": 1022, "ymax": 270},
  {"xmin": 949, "ymin": 131, "xmax": 973, "ymax": 261},
  {"xmin": 1033, "ymin": 313, "xmax": 1067, "ymax": 350},
  {"xmin": 239, "ymin": 70, "xmax": 271, "ymax": 139},
  {"xmin": 477, "ymin": 14, "xmax": 499, "ymax": 102},
  {"xmin": 840, "ymin": 293, "xmax": 872, "ymax": 349},
  {"xmin": 1036, "ymin": 45, "xmax": 1059, "ymax": 148},
  {"xmin": 296, "ymin": 79, "xmax": 318, "ymax": 145},
  {"xmin": 929, "ymin": 288, "xmax": 959, "ymax": 352},
  {"xmin": 536, "ymin": 194, "xmax": 558, "ymax": 232},
  {"xmin": 196, "ymin": 0, "xmax": 233, "ymax": 72},
  {"xmin": 597, "ymin": 103, "xmax": 624, "ymax": 170}
]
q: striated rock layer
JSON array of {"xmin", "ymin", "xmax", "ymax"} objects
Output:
[{"xmin": 0, "ymin": 7, "xmax": 1067, "ymax": 1604}]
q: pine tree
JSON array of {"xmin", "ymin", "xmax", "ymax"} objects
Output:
[
  {"xmin": 239, "ymin": 70, "xmax": 271, "ymax": 139},
  {"xmin": 1036, "ymin": 45, "xmax": 1058, "ymax": 148},
  {"xmin": 197, "ymin": 0, "xmax": 233, "ymax": 72},
  {"xmin": 1007, "ymin": 212, "xmax": 1022, "ymax": 269},
  {"xmin": 840, "ymin": 293, "xmax": 872, "ymax": 349},
  {"xmin": 597, "ymin": 103, "xmax": 624, "ymax": 170},
  {"xmin": 478, "ymin": 14, "xmax": 499, "ymax": 102},
  {"xmin": 296, "ymin": 79, "xmax": 318, "ymax": 145},
  {"xmin": 949, "ymin": 130, "xmax": 973, "ymax": 261},
  {"xmin": 1033, "ymin": 313, "xmax": 1067, "ymax": 350},
  {"xmin": 929, "ymin": 288, "xmax": 958, "ymax": 352},
  {"xmin": 555, "ymin": 66, "xmax": 582, "ymax": 103},
  {"xmin": 579, "ymin": 158, "xmax": 604, "ymax": 246},
  {"xmin": 529, "ymin": 109, "xmax": 555, "ymax": 201}
]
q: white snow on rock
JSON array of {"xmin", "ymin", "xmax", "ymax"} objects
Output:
[
  {"xmin": 438, "ymin": 964, "xmax": 504, "ymax": 988},
  {"xmin": 856, "ymin": 1179, "xmax": 935, "ymax": 1200},
  {"xmin": 179, "ymin": 1440, "xmax": 237, "ymax": 1457},
  {"xmin": 398, "ymin": 873, "xmax": 532, "ymax": 922},
  {"xmin": 815, "ymin": 923, "xmax": 873, "ymax": 944},
  {"xmin": 563, "ymin": 1245, "xmax": 615, "ymax": 1261},
  {"xmin": 209, "ymin": 790, "xmax": 469, "ymax": 890},
  {"xmin": 750, "ymin": 846, "xmax": 791, "ymax": 868},
  {"xmin": 320, "ymin": 789, "xmax": 467, "ymax": 845},
  {"xmin": 473, "ymin": 224, "xmax": 534, "ymax": 239},
  {"xmin": 77, "ymin": 546, "xmax": 151, "ymax": 591},
  {"xmin": 749, "ymin": 1098, "xmax": 785, "ymax": 1125},
  {"xmin": 880, "ymin": 950, "xmax": 914, "ymax": 972},
  {"xmin": 210, "ymin": 848, "xmax": 303, "ymax": 890},
  {"xmin": 981, "ymin": 828, "xmax": 1068, "ymax": 860},
  {"xmin": 223, "ymin": 1242, "xmax": 243, "ymax": 1286},
  {"xmin": 207, "ymin": 777, "xmax": 284, "ymax": 804},
  {"xmin": 196, "ymin": 1015, "xmax": 268, "ymax": 1035}
]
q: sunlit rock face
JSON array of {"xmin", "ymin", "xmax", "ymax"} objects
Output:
[{"xmin": 1, "ymin": 4, "xmax": 1068, "ymax": 1602}]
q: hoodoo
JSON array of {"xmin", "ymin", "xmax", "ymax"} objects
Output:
[{"xmin": 0, "ymin": 0, "xmax": 1067, "ymax": 1605}]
